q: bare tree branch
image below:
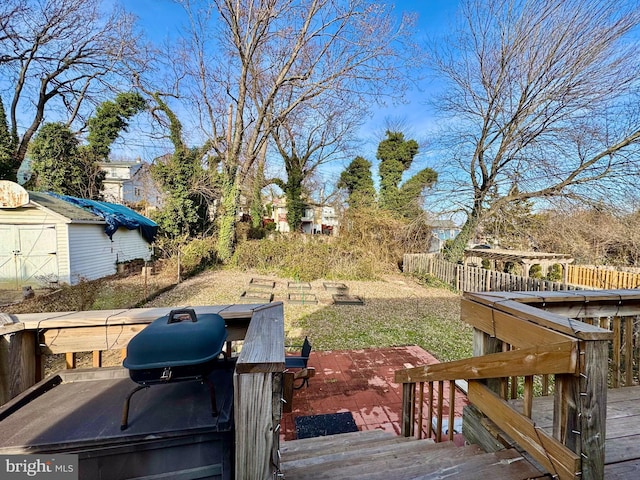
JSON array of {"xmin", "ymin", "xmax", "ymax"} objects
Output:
[
  {"xmin": 0, "ymin": 0, "xmax": 141, "ymax": 180},
  {"xmin": 428, "ymin": 0, "xmax": 640, "ymax": 259}
]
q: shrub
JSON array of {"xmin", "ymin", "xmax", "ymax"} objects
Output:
[
  {"xmin": 179, "ymin": 237, "xmax": 218, "ymax": 274},
  {"xmin": 232, "ymin": 234, "xmax": 387, "ymax": 281},
  {"xmin": 546, "ymin": 263, "xmax": 563, "ymax": 282},
  {"xmin": 529, "ymin": 264, "xmax": 543, "ymax": 279}
]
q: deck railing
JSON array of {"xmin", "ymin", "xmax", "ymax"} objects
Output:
[
  {"xmin": 0, "ymin": 302, "xmax": 284, "ymax": 480},
  {"xmin": 394, "ymin": 290, "xmax": 640, "ymax": 480}
]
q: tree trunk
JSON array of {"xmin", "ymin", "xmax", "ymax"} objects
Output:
[
  {"xmin": 217, "ymin": 176, "xmax": 240, "ymax": 262},
  {"xmin": 444, "ymin": 210, "xmax": 481, "ymax": 263}
]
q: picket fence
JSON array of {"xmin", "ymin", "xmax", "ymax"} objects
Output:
[{"xmin": 403, "ymin": 253, "xmax": 584, "ymax": 293}]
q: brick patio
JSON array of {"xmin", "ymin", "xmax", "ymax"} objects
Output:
[{"xmin": 281, "ymin": 346, "xmax": 469, "ymax": 443}]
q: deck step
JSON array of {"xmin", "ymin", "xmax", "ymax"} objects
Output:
[
  {"xmin": 280, "ymin": 429, "xmax": 422, "ymax": 462},
  {"xmin": 280, "ymin": 431, "xmax": 545, "ymax": 480}
]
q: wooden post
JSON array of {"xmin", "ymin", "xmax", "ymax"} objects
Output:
[
  {"xmin": 282, "ymin": 371, "xmax": 294, "ymax": 413},
  {"xmin": 554, "ymin": 340, "xmax": 607, "ymax": 480},
  {"xmin": 472, "ymin": 328, "xmax": 502, "ymax": 394},
  {"xmin": 579, "ymin": 340, "xmax": 608, "ymax": 480},
  {"xmin": 234, "ymin": 302, "xmax": 284, "ymax": 480},
  {"xmin": 401, "ymin": 382, "xmax": 415, "ymax": 437},
  {"xmin": 234, "ymin": 372, "xmax": 278, "ymax": 479},
  {"xmin": 0, "ymin": 331, "xmax": 36, "ymax": 405}
]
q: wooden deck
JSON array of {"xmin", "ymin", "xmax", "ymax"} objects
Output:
[
  {"xmin": 0, "ymin": 364, "xmax": 236, "ymax": 479},
  {"xmin": 510, "ymin": 385, "xmax": 640, "ymax": 479}
]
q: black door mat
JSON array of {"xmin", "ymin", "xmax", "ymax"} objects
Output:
[{"xmin": 294, "ymin": 412, "xmax": 359, "ymax": 439}]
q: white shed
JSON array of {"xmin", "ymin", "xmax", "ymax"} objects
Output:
[{"xmin": 0, "ymin": 182, "xmax": 157, "ymax": 289}]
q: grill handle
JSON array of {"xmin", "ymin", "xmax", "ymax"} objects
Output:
[{"xmin": 167, "ymin": 308, "xmax": 198, "ymax": 324}]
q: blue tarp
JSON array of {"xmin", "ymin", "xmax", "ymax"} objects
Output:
[{"xmin": 48, "ymin": 193, "xmax": 158, "ymax": 244}]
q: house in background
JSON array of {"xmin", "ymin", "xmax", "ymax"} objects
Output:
[
  {"xmin": 428, "ymin": 219, "xmax": 461, "ymax": 253},
  {"xmin": 0, "ymin": 181, "xmax": 157, "ymax": 288},
  {"xmin": 270, "ymin": 197, "xmax": 338, "ymax": 235},
  {"xmin": 100, "ymin": 160, "xmax": 163, "ymax": 214}
]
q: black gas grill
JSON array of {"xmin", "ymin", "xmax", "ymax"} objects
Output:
[{"xmin": 121, "ymin": 308, "xmax": 228, "ymax": 430}]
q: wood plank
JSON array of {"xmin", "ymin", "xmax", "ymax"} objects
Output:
[
  {"xmin": 282, "ymin": 435, "xmax": 418, "ymax": 464},
  {"xmin": 235, "ymin": 302, "xmax": 284, "ymax": 374},
  {"xmin": 395, "ymin": 342, "xmax": 578, "ymax": 384},
  {"xmin": 463, "ymin": 296, "xmax": 612, "ymax": 341},
  {"xmin": 37, "ymin": 310, "xmax": 252, "ymax": 354},
  {"xmin": 461, "ymin": 299, "xmax": 582, "ymax": 347},
  {"xmin": 579, "ymin": 340, "xmax": 608, "ymax": 480},
  {"xmin": 0, "ymin": 331, "xmax": 36, "ymax": 405},
  {"xmin": 281, "ymin": 438, "xmax": 445, "ymax": 472},
  {"xmin": 281, "ymin": 429, "xmax": 392, "ymax": 455},
  {"xmin": 604, "ymin": 458, "xmax": 640, "ymax": 480},
  {"xmin": 234, "ymin": 371, "xmax": 277, "ymax": 480},
  {"xmin": 604, "ymin": 435, "xmax": 640, "ymax": 465},
  {"xmin": 282, "ymin": 441, "xmax": 466, "ymax": 479},
  {"xmin": 40, "ymin": 324, "xmax": 148, "ymax": 354},
  {"xmin": 468, "ymin": 381, "xmax": 580, "ymax": 480},
  {"xmin": 9, "ymin": 305, "xmax": 258, "ymax": 330},
  {"xmin": 468, "ymin": 290, "xmax": 640, "ymax": 319}
]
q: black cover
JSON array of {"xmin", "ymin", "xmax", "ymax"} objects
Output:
[{"xmin": 124, "ymin": 309, "xmax": 227, "ymax": 383}]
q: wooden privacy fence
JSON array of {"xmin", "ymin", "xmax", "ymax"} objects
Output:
[
  {"xmin": 568, "ymin": 265, "xmax": 640, "ymax": 289},
  {"xmin": 403, "ymin": 253, "xmax": 582, "ymax": 293}
]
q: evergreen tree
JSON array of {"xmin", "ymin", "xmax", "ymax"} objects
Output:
[
  {"xmin": 0, "ymin": 97, "xmax": 14, "ymax": 180},
  {"xmin": 29, "ymin": 123, "xmax": 84, "ymax": 195}
]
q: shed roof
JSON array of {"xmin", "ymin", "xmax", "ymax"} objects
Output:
[
  {"xmin": 47, "ymin": 193, "xmax": 158, "ymax": 243},
  {"xmin": 28, "ymin": 192, "xmax": 104, "ymax": 223}
]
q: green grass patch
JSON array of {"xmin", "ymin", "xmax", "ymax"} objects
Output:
[{"xmin": 286, "ymin": 296, "xmax": 471, "ymax": 362}]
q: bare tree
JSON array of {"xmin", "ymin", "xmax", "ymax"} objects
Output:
[
  {"xmin": 0, "ymin": 0, "xmax": 140, "ymax": 181},
  {"xmin": 268, "ymin": 92, "xmax": 363, "ymax": 230},
  {"xmin": 168, "ymin": 0, "xmax": 417, "ymax": 260},
  {"xmin": 427, "ymin": 0, "xmax": 640, "ymax": 260}
]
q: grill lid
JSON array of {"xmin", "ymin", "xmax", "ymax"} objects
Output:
[{"xmin": 123, "ymin": 309, "xmax": 228, "ymax": 370}]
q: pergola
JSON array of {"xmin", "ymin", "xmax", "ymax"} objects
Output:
[{"xmin": 463, "ymin": 248, "xmax": 574, "ymax": 283}]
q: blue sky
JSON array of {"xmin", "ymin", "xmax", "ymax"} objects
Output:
[{"xmin": 118, "ymin": 1, "xmax": 460, "ymax": 188}]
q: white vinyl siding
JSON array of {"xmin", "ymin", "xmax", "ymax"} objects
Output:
[
  {"xmin": 67, "ymin": 224, "xmax": 117, "ymax": 283},
  {"xmin": 110, "ymin": 227, "xmax": 152, "ymax": 263},
  {"xmin": 1, "ymin": 200, "xmax": 153, "ymax": 286}
]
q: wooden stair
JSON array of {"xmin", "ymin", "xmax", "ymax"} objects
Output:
[{"xmin": 279, "ymin": 430, "xmax": 546, "ymax": 479}]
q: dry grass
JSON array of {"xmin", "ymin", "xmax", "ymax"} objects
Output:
[
  {"xmin": 145, "ymin": 267, "xmax": 471, "ymax": 362},
  {"xmin": 2, "ymin": 265, "xmax": 471, "ymax": 367}
]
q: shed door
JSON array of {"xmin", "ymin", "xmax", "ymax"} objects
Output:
[{"xmin": 0, "ymin": 225, "xmax": 58, "ymax": 288}]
